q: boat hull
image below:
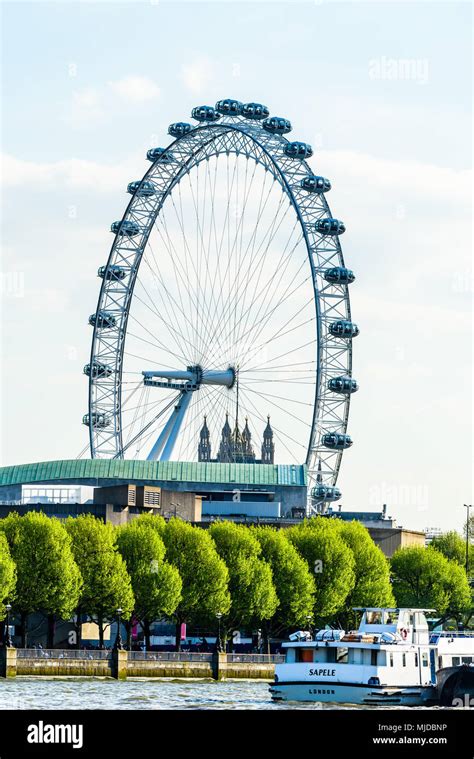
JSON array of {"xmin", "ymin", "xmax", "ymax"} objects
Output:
[{"xmin": 269, "ymin": 681, "xmax": 437, "ymax": 706}]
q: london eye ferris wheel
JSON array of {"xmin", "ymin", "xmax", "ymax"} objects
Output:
[{"xmin": 84, "ymin": 99, "xmax": 359, "ymax": 511}]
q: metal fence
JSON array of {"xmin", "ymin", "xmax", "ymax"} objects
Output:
[
  {"xmin": 128, "ymin": 651, "xmax": 213, "ymax": 662},
  {"xmin": 430, "ymin": 632, "xmax": 474, "ymax": 641},
  {"xmin": 14, "ymin": 649, "xmax": 283, "ymax": 664},
  {"xmin": 16, "ymin": 649, "xmax": 113, "ymax": 660},
  {"xmin": 226, "ymin": 653, "xmax": 284, "ymax": 664}
]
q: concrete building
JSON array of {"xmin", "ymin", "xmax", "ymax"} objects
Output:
[{"xmin": 0, "ymin": 459, "xmax": 307, "ymax": 523}]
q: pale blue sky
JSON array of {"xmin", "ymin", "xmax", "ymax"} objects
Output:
[{"xmin": 1, "ymin": 1, "xmax": 472, "ymax": 531}]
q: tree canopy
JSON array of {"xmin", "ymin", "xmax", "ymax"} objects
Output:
[
  {"xmin": 1, "ymin": 512, "xmax": 81, "ymax": 619},
  {"xmin": 210, "ymin": 522, "xmax": 278, "ymax": 639},
  {"xmin": 335, "ymin": 520, "xmax": 395, "ymax": 628},
  {"xmin": 116, "ymin": 521, "xmax": 182, "ymax": 646},
  {"xmin": 252, "ymin": 526, "xmax": 315, "ymax": 634},
  {"xmin": 65, "ymin": 515, "xmax": 134, "ymax": 646},
  {"xmin": 0, "ymin": 531, "xmax": 16, "ymax": 620},
  {"xmin": 287, "ymin": 518, "xmax": 355, "ymax": 621},
  {"xmin": 162, "ymin": 518, "xmax": 230, "ymax": 644},
  {"xmin": 391, "ymin": 546, "xmax": 472, "ymax": 618}
]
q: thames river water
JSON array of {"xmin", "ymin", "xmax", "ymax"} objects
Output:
[{"xmin": 0, "ymin": 678, "xmax": 442, "ymax": 710}]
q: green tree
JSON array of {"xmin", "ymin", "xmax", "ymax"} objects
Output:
[
  {"xmin": 209, "ymin": 522, "xmax": 278, "ymax": 649},
  {"xmin": 391, "ymin": 546, "xmax": 472, "ymax": 621},
  {"xmin": 335, "ymin": 520, "xmax": 395, "ymax": 629},
  {"xmin": 116, "ymin": 521, "xmax": 182, "ymax": 648},
  {"xmin": 0, "ymin": 531, "xmax": 16, "ymax": 641},
  {"xmin": 431, "ymin": 531, "xmax": 474, "ymax": 577},
  {"xmin": 252, "ymin": 526, "xmax": 315, "ymax": 649},
  {"xmin": 0, "ymin": 512, "xmax": 82, "ymax": 647},
  {"xmin": 126, "ymin": 512, "xmax": 166, "ymax": 538},
  {"xmin": 287, "ymin": 518, "xmax": 355, "ymax": 623},
  {"xmin": 65, "ymin": 515, "xmax": 134, "ymax": 649},
  {"xmin": 162, "ymin": 518, "xmax": 230, "ymax": 650}
]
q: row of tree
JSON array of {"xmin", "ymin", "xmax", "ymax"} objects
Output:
[{"xmin": 0, "ymin": 512, "xmax": 472, "ymax": 648}]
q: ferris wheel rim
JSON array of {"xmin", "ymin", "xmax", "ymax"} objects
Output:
[{"xmin": 87, "ymin": 108, "xmax": 355, "ymax": 501}]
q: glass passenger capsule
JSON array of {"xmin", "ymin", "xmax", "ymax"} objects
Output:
[
  {"xmin": 300, "ymin": 175, "xmax": 331, "ymax": 193},
  {"xmin": 88, "ymin": 311, "xmax": 117, "ymax": 329},
  {"xmin": 98, "ymin": 264, "xmax": 127, "ymax": 281},
  {"xmin": 191, "ymin": 105, "xmax": 221, "ymax": 122},
  {"xmin": 284, "ymin": 141, "xmax": 313, "ymax": 159},
  {"xmin": 168, "ymin": 122, "xmax": 192, "ymax": 137},
  {"xmin": 327, "ymin": 376, "xmax": 359, "ymax": 394},
  {"xmin": 110, "ymin": 220, "xmax": 140, "ymax": 237},
  {"xmin": 324, "ymin": 267, "xmax": 355, "ymax": 284},
  {"xmin": 311, "ymin": 485, "xmax": 342, "ymax": 501},
  {"xmin": 215, "ymin": 99, "xmax": 243, "ymax": 116},
  {"xmin": 262, "ymin": 116, "xmax": 292, "ymax": 134},
  {"xmin": 82, "ymin": 412, "xmax": 111, "ymax": 429},
  {"xmin": 97, "ymin": 264, "xmax": 127, "ymax": 281},
  {"xmin": 127, "ymin": 180, "xmax": 156, "ymax": 197},
  {"xmin": 321, "ymin": 433, "xmax": 353, "ymax": 450},
  {"xmin": 146, "ymin": 147, "xmax": 175, "ymax": 163},
  {"xmin": 83, "ymin": 361, "xmax": 113, "ymax": 379},
  {"xmin": 329, "ymin": 320, "xmax": 360, "ymax": 339},
  {"xmin": 241, "ymin": 102, "xmax": 270, "ymax": 120},
  {"xmin": 315, "ymin": 218, "xmax": 345, "ymax": 235}
]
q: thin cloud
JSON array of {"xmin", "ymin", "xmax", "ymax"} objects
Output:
[
  {"xmin": 180, "ymin": 57, "xmax": 214, "ymax": 95},
  {"xmin": 108, "ymin": 75, "xmax": 161, "ymax": 102}
]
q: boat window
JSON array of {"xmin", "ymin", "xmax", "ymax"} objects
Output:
[
  {"xmin": 389, "ymin": 653, "xmax": 394, "ymax": 667},
  {"xmin": 336, "ymin": 647, "xmax": 348, "ymax": 663},
  {"xmin": 402, "ymin": 653, "xmax": 406, "ymax": 667},
  {"xmin": 452, "ymin": 657, "xmax": 460, "ymax": 666},
  {"xmin": 371, "ymin": 649, "xmax": 377, "ymax": 666},
  {"xmin": 422, "ymin": 652, "xmax": 429, "ymax": 667},
  {"xmin": 297, "ymin": 648, "xmax": 314, "ymax": 663},
  {"xmin": 462, "ymin": 657, "xmax": 472, "ymax": 665},
  {"xmin": 366, "ymin": 611, "xmax": 383, "ymax": 624},
  {"xmin": 377, "ymin": 651, "xmax": 386, "ymax": 665},
  {"xmin": 415, "ymin": 652, "xmax": 418, "ymax": 667},
  {"xmin": 438, "ymin": 656, "xmax": 442, "ymax": 668}
]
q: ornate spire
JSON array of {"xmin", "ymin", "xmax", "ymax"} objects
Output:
[
  {"xmin": 241, "ymin": 417, "xmax": 255, "ymax": 461},
  {"xmin": 198, "ymin": 415, "xmax": 212, "ymax": 462},
  {"xmin": 261, "ymin": 415, "xmax": 274, "ymax": 464},
  {"xmin": 218, "ymin": 413, "xmax": 233, "ymax": 462}
]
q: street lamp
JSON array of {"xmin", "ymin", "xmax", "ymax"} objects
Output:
[
  {"xmin": 4, "ymin": 604, "xmax": 12, "ymax": 648},
  {"xmin": 215, "ymin": 612, "xmax": 223, "ymax": 652},
  {"xmin": 464, "ymin": 504, "xmax": 472, "ymax": 575},
  {"xmin": 114, "ymin": 608, "xmax": 124, "ymax": 651}
]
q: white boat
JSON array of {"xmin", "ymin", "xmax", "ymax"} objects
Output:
[{"xmin": 270, "ymin": 607, "xmax": 474, "ymax": 706}]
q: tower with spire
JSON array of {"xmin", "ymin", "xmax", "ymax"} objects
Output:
[
  {"xmin": 261, "ymin": 415, "xmax": 275, "ymax": 464},
  {"xmin": 217, "ymin": 413, "xmax": 233, "ymax": 462},
  {"xmin": 197, "ymin": 415, "xmax": 212, "ymax": 462},
  {"xmin": 197, "ymin": 413, "xmax": 274, "ymax": 464}
]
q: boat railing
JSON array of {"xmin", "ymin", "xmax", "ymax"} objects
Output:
[{"xmin": 430, "ymin": 631, "xmax": 474, "ymax": 641}]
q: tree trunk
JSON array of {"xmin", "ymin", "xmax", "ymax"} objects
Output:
[
  {"xmin": 175, "ymin": 620, "xmax": 182, "ymax": 651},
  {"xmin": 143, "ymin": 619, "xmax": 151, "ymax": 651},
  {"xmin": 98, "ymin": 615, "xmax": 104, "ymax": 649},
  {"xmin": 0, "ymin": 618, "xmax": 4, "ymax": 647},
  {"xmin": 75, "ymin": 610, "xmax": 82, "ymax": 649},
  {"xmin": 262, "ymin": 623, "xmax": 271, "ymax": 654},
  {"xmin": 46, "ymin": 614, "xmax": 55, "ymax": 649},
  {"xmin": 125, "ymin": 620, "xmax": 131, "ymax": 650},
  {"xmin": 21, "ymin": 612, "xmax": 28, "ymax": 648}
]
